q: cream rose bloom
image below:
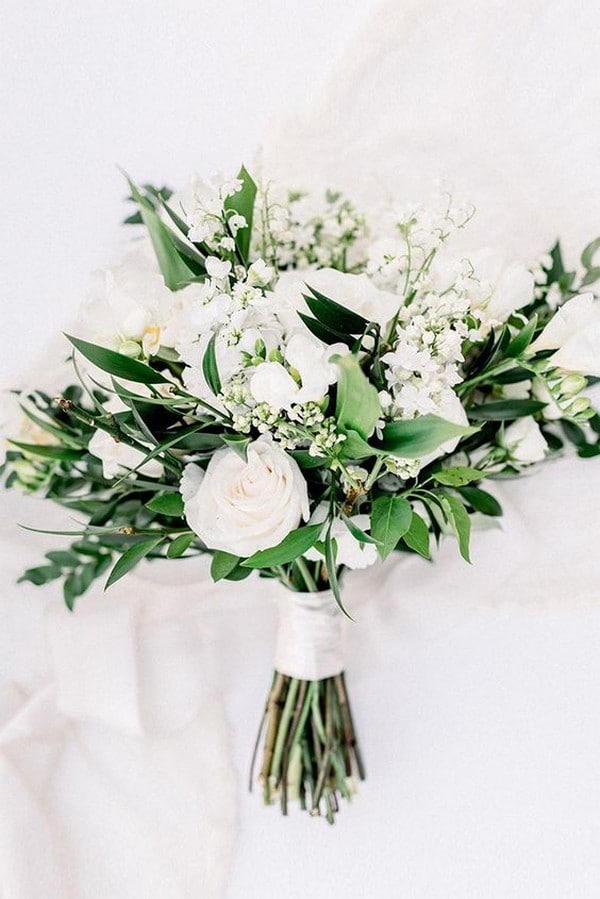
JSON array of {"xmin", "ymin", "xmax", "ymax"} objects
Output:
[
  {"xmin": 529, "ymin": 293, "xmax": 600, "ymax": 377},
  {"xmin": 180, "ymin": 436, "xmax": 309, "ymax": 557}
]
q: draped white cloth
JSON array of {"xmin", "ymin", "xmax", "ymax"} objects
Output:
[{"xmin": 2, "ymin": 2, "xmax": 600, "ymax": 897}]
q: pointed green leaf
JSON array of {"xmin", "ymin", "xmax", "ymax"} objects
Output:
[
  {"xmin": 333, "ymin": 353, "xmax": 382, "ymax": 440},
  {"xmin": 458, "ymin": 486, "xmax": 503, "ymax": 517},
  {"xmin": 298, "ymin": 313, "xmax": 355, "ymax": 348},
  {"xmin": 442, "ymin": 495, "xmax": 472, "ymax": 562},
  {"xmin": 432, "ymin": 467, "xmax": 483, "ymax": 487},
  {"xmin": 166, "ymin": 532, "xmax": 196, "ymax": 558},
  {"xmin": 223, "ymin": 165, "xmax": 257, "ymax": 262},
  {"xmin": 145, "ymin": 493, "xmax": 184, "ymax": 516},
  {"xmin": 202, "ymin": 333, "xmax": 222, "ymax": 396},
  {"xmin": 105, "ymin": 536, "xmax": 164, "ymax": 589},
  {"xmin": 506, "ymin": 314, "xmax": 538, "ymax": 358},
  {"xmin": 65, "ymin": 335, "xmax": 169, "ymax": 384},
  {"xmin": 380, "ymin": 415, "xmax": 476, "ymax": 459},
  {"xmin": 370, "ymin": 495, "xmax": 412, "ymax": 560},
  {"xmin": 468, "ymin": 399, "xmax": 545, "ymax": 421},
  {"xmin": 127, "ymin": 177, "xmax": 198, "ymax": 289},
  {"xmin": 402, "ymin": 512, "xmax": 431, "ymax": 558},
  {"xmin": 241, "ymin": 524, "xmax": 323, "ymax": 568},
  {"xmin": 8, "ymin": 440, "xmax": 84, "ymax": 462},
  {"xmin": 210, "ymin": 551, "xmax": 241, "ymax": 581},
  {"xmin": 222, "ymin": 434, "xmax": 251, "ymax": 460},
  {"xmin": 303, "ymin": 286, "xmax": 370, "ymax": 335}
]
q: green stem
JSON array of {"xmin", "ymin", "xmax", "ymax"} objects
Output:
[{"xmin": 293, "ymin": 556, "xmax": 319, "ymax": 593}]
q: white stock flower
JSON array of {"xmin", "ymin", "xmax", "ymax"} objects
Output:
[
  {"xmin": 304, "ymin": 506, "xmax": 378, "ymax": 570},
  {"xmin": 502, "ymin": 417, "xmax": 547, "ymax": 465},
  {"xmin": 180, "ymin": 436, "xmax": 309, "ymax": 557},
  {"xmin": 529, "ymin": 293, "xmax": 600, "ymax": 377},
  {"xmin": 249, "ymin": 333, "xmax": 346, "ymax": 412}
]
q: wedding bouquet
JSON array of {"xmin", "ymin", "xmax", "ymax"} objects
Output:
[{"xmin": 2, "ymin": 166, "xmax": 599, "ymax": 823}]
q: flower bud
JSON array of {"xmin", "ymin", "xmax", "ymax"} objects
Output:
[
  {"xmin": 565, "ymin": 396, "xmax": 591, "ymax": 416},
  {"xmin": 118, "ymin": 340, "xmax": 142, "ymax": 358},
  {"xmin": 559, "ymin": 373, "xmax": 587, "ymax": 397}
]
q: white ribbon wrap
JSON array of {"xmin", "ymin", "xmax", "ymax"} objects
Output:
[{"xmin": 274, "ymin": 590, "xmax": 344, "ymax": 681}]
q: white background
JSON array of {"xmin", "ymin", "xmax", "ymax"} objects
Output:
[{"xmin": 0, "ymin": 0, "xmax": 381, "ymax": 383}]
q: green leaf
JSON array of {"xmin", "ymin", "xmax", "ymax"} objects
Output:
[
  {"xmin": 402, "ymin": 512, "xmax": 431, "ymax": 559},
  {"xmin": 65, "ymin": 335, "xmax": 169, "ymax": 385},
  {"xmin": 443, "ymin": 495, "xmax": 472, "ymax": 562},
  {"xmin": 298, "ymin": 313, "xmax": 355, "ymax": 348},
  {"xmin": 18, "ymin": 564, "xmax": 62, "ymax": 586},
  {"xmin": 222, "ymin": 434, "xmax": 251, "ymax": 460},
  {"xmin": 303, "ymin": 286, "xmax": 370, "ymax": 335},
  {"xmin": 63, "ymin": 572, "xmax": 81, "ymax": 610},
  {"xmin": 581, "ymin": 236, "xmax": 600, "ymax": 271},
  {"xmin": 432, "ymin": 467, "xmax": 483, "ymax": 487},
  {"xmin": 333, "ymin": 353, "xmax": 382, "ymax": 440},
  {"xmin": 145, "ymin": 493, "xmax": 184, "ymax": 516},
  {"xmin": 46, "ymin": 550, "xmax": 80, "ymax": 568},
  {"xmin": 105, "ymin": 536, "xmax": 164, "ymax": 589},
  {"xmin": 506, "ymin": 315, "xmax": 538, "ymax": 358},
  {"xmin": 242, "ymin": 524, "xmax": 323, "ymax": 568},
  {"xmin": 468, "ymin": 399, "xmax": 546, "ymax": 421},
  {"xmin": 126, "ymin": 177, "xmax": 198, "ymax": 289},
  {"xmin": 380, "ymin": 415, "xmax": 476, "ymax": 459},
  {"xmin": 202, "ymin": 333, "xmax": 222, "ymax": 396},
  {"xmin": 224, "ymin": 165, "xmax": 257, "ymax": 262},
  {"xmin": 324, "ymin": 529, "xmax": 353, "ymax": 620},
  {"xmin": 342, "ymin": 515, "xmax": 380, "ymax": 546},
  {"xmin": 338, "ymin": 429, "xmax": 377, "ymax": 461},
  {"xmin": 8, "ymin": 440, "xmax": 84, "ymax": 462},
  {"xmin": 458, "ymin": 486, "xmax": 503, "ymax": 517},
  {"xmin": 370, "ymin": 495, "xmax": 412, "ymax": 560},
  {"xmin": 166, "ymin": 532, "xmax": 196, "ymax": 558},
  {"xmin": 210, "ymin": 551, "xmax": 241, "ymax": 581}
]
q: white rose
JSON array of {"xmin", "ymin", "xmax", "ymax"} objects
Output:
[
  {"xmin": 469, "ymin": 250, "xmax": 534, "ymax": 325},
  {"xmin": 180, "ymin": 436, "xmax": 309, "ymax": 557},
  {"xmin": 304, "ymin": 506, "xmax": 378, "ymax": 570},
  {"xmin": 529, "ymin": 293, "xmax": 600, "ymax": 377},
  {"xmin": 270, "ymin": 268, "xmax": 399, "ymax": 332},
  {"xmin": 249, "ymin": 333, "xmax": 347, "ymax": 411},
  {"xmin": 501, "ymin": 416, "xmax": 547, "ymax": 464}
]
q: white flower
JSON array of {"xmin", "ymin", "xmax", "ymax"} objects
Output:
[
  {"xmin": 249, "ymin": 334, "xmax": 346, "ymax": 412},
  {"xmin": 502, "ymin": 417, "xmax": 547, "ymax": 464},
  {"xmin": 469, "ymin": 250, "xmax": 534, "ymax": 325},
  {"xmin": 304, "ymin": 507, "xmax": 378, "ymax": 570},
  {"xmin": 79, "ymin": 240, "xmax": 172, "ymax": 354},
  {"xmin": 529, "ymin": 293, "xmax": 600, "ymax": 377},
  {"xmin": 205, "ymin": 257, "xmax": 232, "ymax": 281},
  {"xmin": 88, "ymin": 399, "xmax": 164, "ymax": 480},
  {"xmin": 228, "ymin": 213, "xmax": 247, "ymax": 235},
  {"xmin": 249, "ymin": 362, "xmax": 299, "ymax": 411},
  {"xmin": 246, "ymin": 259, "xmax": 274, "ymax": 288},
  {"xmin": 180, "ymin": 436, "xmax": 309, "ymax": 557},
  {"xmin": 270, "ymin": 268, "xmax": 399, "ymax": 332}
]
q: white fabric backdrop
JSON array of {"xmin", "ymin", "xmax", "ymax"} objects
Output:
[{"xmin": 2, "ymin": 1, "xmax": 600, "ymax": 897}]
